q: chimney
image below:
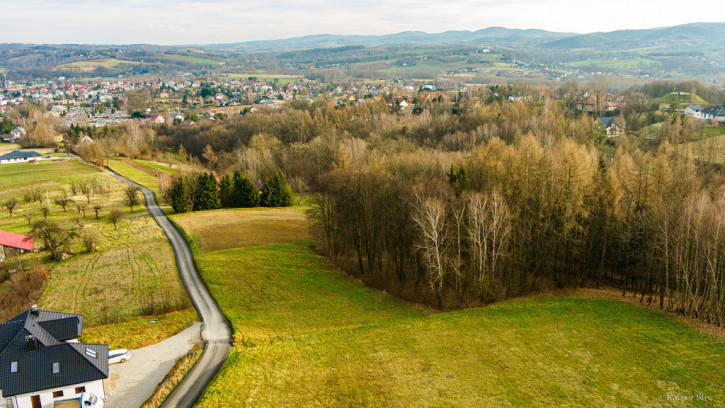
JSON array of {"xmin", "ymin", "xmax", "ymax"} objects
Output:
[
  {"xmin": 30, "ymin": 305, "xmax": 39, "ymax": 316},
  {"xmin": 25, "ymin": 335, "xmax": 39, "ymax": 352}
]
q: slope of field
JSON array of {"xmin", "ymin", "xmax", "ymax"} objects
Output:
[
  {"xmin": 173, "ymin": 208, "xmax": 311, "ymax": 252},
  {"xmin": 165, "ymin": 54, "xmax": 224, "ymax": 66},
  {"xmin": 171, "ymin": 208, "xmax": 725, "ymax": 407},
  {"xmin": 0, "ymin": 159, "xmax": 196, "ymax": 348},
  {"xmin": 54, "ymin": 58, "xmax": 140, "ymax": 71},
  {"xmin": 107, "ymin": 157, "xmax": 175, "ymax": 197},
  {"xmin": 0, "ymin": 160, "xmax": 100, "ymax": 191}
]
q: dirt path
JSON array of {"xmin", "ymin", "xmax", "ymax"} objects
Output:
[{"xmin": 104, "ymin": 322, "xmax": 202, "ymax": 408}]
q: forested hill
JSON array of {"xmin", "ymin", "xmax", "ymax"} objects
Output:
[
  {"xmin": 212, "ymin": 27, "xmax": 570, "ymax": 51},
  {"xmin": 214, "ymin": 22, "xmax": 725, "ymax": 52}
]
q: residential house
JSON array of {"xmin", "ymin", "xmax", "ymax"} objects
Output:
[
  {"xmin": 0, "ymin": 231, "xmax": 34, "ymax": 261},
  {"xmin": 684, "ymin": 104, "xmax": 704, "ymax": 119},
  {"xmin": 597, "ymin": 117, "xmax": 625, "ymax": 137},
  {"xmin": 701, "ymin": 107, "xmax": 725, "ymax": 123},
  {"xmin": 150, "ymin": 114, "xmax": 165, "ymax": 125},
  {"xmin": 0, "ymin": 307, "xmax": 109, "ymax": 408},
  {"xmin": 0, "ymin": 150, "xmax": 43, "ymax": 165}
]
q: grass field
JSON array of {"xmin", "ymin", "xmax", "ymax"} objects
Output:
[
  {"xmin": 221, "ymin": 73, "xmax": 302, "ymax": 84},
  {"xmin": 165, "ymin": 54, "xmax": 224, "ymax": 66},
  {"xmin": 54, "ymin": 58, "xmax": 140, "ymax": 71},
  {"xmin": 169, "ymin": 208, "xmax": 725, "ymax": 407},
  {"xmin": 657, "ymin": 92, "xmax": 709, "ymax": 107},
  {"xmin": 0, "ymin": 160, "xmax": 101, "ymax": 192},
  {"xmin": 571, "ymin": 57, "xmax": 662, "ymax": 70},
  {"xmin": 172, "ymin": 208, "xmax": 311, "ymax": 252},
  {"xmin": 0, "ymin": 159, "xmax": 196, "ymax": 348},
  {"xmin": 107, "ymin": 157, "xmax": 175, "ymax": 197}
]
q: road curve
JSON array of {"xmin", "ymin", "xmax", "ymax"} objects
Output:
[{"xmin": 107, "ymin": 170, "xmax": 232, "ymax": 408}]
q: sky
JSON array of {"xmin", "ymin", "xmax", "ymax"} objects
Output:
[{"xmin": 1, "ymin": 0, "xmax": 725, "ymax": 45}]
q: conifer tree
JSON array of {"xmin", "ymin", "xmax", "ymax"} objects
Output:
[
  {"xmin": 171, "ymin": 176, "xmax": 190, "ymax": 213},
  {"xmin": 261, "ymin": 171, "xmax": 293, "ymax": 207},
  {"xmin": 195, "ymin": 173, "xmax": 220, "ymax": 211},
  {"xmin": 219, "ymin": 174, "xmax": 234, "ymax": 207}
]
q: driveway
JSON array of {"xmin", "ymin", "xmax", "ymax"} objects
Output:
[
  {"xmin": 104, "ymin": 323, "xmax": 202, "ymax": 408},
  {"xmin": 106, "ymin": 170, "xmax": 232, "ymax": 408}
]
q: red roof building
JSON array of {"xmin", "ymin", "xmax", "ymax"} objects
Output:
[{"xmin": 0, "ymin": 231, "xmax": 34, "ymax": 252}]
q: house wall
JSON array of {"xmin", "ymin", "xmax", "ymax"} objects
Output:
[
  {"xmin": 10, "ymin": 380, "xmax": 104, "ymax": 408},
  {"xmin": 0, "ymin": 157, "xmax": 40, "ymax": 165}
]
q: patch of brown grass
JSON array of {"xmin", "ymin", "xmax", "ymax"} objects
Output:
[
  {"xmin": 82, "ymin": 309, "xmax": 198, "ymax": 349},
  {"xmin": 0, "ymin": 264, "xmax": 48, "ymax": 321},
  {"xmin": 172, "ymin": 208, "xmax": 311, "ymax": 252}
]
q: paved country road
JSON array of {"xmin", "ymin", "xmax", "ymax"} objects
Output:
[{"xmin": 107, "ymin": 170, "xmax": 232, "ymax": 408}]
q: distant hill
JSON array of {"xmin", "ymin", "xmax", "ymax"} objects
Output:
[
  {"xmin": 210, "ymin": 27, "xmax": 572, "ymax": 51},
  {"xmin": 208, "ymin": 23, "xmax": 725, "ymax": 54},
  {"xmin": 541, "ymin": 22, "xmax": 725, "ymax": 53}
]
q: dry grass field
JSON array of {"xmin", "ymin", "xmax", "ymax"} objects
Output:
[
  {"xmin": 167, "ymin": 207, "xmax": 725, "ymax": 407},
  {"xmin": 172, "ymin": 208, "xmax": 311, "ymax": 252},
  {"xmin": 0, "ymin": 159, "xmax": 196, "ymax": 347}
]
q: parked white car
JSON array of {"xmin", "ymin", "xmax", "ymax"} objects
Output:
[{"xmin": 108, "ymin": 349, "xmax": 131, "ymax": 364}]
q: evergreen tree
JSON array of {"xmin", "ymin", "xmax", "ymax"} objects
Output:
[
  {"xmin": 195, "ymin": 173, "xmax": 220, "ymax": 211},
  {"xmin": 261, "ymin": 171, "xmax": 293, "ymax": 207},
  {"xmin": 219, "ymin": 174, "xmax": 234, "ymax": 207},
  {"xmin": 231, "ymin": 170, "xmax": 259, "ymax": 207},
  {"xmin": 171, "ymin": 176, "xmax": 190, "ymax": 213}
]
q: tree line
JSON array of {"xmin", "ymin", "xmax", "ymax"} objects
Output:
[{"xmin": 170, "ymin": 170, "xmax": 293, "ymax": 213}]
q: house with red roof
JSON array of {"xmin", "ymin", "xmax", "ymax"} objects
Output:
[{"xmin": 0, "ymin": 231, "xmax": 34, "ymax": 259}]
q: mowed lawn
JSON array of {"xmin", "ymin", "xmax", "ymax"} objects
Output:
[{"xmin": 172, "ymin": 208, "xmax": 725, "ymax": 407}]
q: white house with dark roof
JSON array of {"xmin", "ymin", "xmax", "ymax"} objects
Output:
[
  {"xmin": 596, "ymin": 116, "xmax": 624, "ymax": 136},
  {"xmin": 0, "ymin": 306, "xmax": 108, "ymax": 408},
  {"xmin": 701, "ymin": 107, "xmax": 725, "ymax": 123},
  {"xmin": 0, "ymin": 151, "xmax": 43, "ymax": 165}
]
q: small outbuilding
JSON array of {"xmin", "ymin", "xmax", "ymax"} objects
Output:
[{"xmin": 0, "ymin": 231, "xmax": 34, "ymax": 260}]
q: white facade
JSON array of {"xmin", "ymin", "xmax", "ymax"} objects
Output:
[
  {"xmin": 0, "ymin": 156, "xmax": 42, "ymax": 165},
  {"xmin": 9, "ymin": 379, "xmax": 104, "ymax": 408}
]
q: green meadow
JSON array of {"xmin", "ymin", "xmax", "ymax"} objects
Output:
[{"xmin": 168, "ymin": 209, "xmax": 725, "ymax": 407}]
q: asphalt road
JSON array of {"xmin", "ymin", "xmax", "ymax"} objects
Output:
[{"xmin": 107, "ymin": 170, "xmax": 232, "ymax": 408}]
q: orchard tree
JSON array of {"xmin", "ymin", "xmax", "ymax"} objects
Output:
[
  {"xmin": 108, "ymin": 207, "xmax": 124, "ymax": 230},
  {"xmin": 4, "ymin": 198, "xmax": 18, "ymax": 217},
  {"xmin": 124, "ymin": 186, "xmax": 141, "ymax": 212}
]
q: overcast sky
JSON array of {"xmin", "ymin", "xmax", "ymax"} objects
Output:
[{"xmin": 1, "ymin": 0, "xmax": 724, "ymax": 45}]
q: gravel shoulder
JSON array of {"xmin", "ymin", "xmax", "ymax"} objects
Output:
[{"xmin": 103, "ymin": 322, "xmax": 202, "ymax": 408}]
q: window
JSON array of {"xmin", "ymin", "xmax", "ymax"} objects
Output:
[
  {"xmin": 85, "ymin": 348, "xmax": 97, "ymax": 358},
  {"xmin": 10, "ymin": 361, "xmax": 17, "ymax": 373},
  {"xmin": 53, "ymin": 391, "xmax": 64, "ymax": 398},
  {"xmin": 52, "ymin": 362, "xmax": 60, "ymax": 374},
  {"xmin": 75, "ymin": 386, "xmax": 85, "ymax": 394}
]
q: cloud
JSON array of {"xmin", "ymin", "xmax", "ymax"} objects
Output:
[{"xmin": 0, "ymin": 0, "xmax": 723, "ymax": 44}]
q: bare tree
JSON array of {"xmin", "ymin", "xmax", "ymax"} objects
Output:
[
  {"xmin": 411, "ymin": 193, "xmax": 448, "ymax": 304},
  {"xmin": 124, "ymin": 186, "xmax": 141, "ymax": 212},
  {"xmin": 108, "ymin": 207, "xmax": 124, "ymax": 230},
  {"xmin": 55, "ymin": 189, "xmax": 72, "ymax": 212},
  {"xmin": 4, "ymin": 198, "xmax": 18, "ymax": 217},
  {"xmin": 93, "ymin": 204, "xmax": 102, "ymax": 220}
]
